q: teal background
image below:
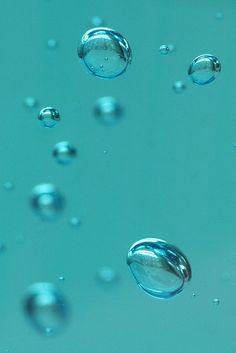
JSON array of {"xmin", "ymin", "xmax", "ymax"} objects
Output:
[{"xmin": 0, "ymin": 0, "xmax": 235, "ymax": 352}]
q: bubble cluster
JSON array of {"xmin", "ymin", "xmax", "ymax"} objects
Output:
[
  {"xmin": 188, "ymin": 54, "xmax": 221, "ymax": 85},
  {"xmin": 52, "ymin": 141, "xmax": 77, "ymax": 165},
  {"xmin": 30, "ymin": 183, "xmax": 65, "ymax": 221},
  {"xmin": 78, "ymin": 27, "xmax": 132, "ymax": 79},
  {"xmin": 23, "ymin": 283, "xmax": 68, "ymax": 335},
  {"xmin": 94, "ymin": 96, "xmax": 123, "ymax": 126},
  {"xmin": 38, "ymin": 107, "xmax": 60, "ymax": 128},
  {"xmin": 127, "ymin": 238, "xmax": 191, "ymax": 299}
]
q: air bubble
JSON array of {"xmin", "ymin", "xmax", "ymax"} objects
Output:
[
  {"xmin": 188, "ymin": 54, "xmax": 221, "ymax": 85},
  {"xmin": 23, "ymin": 283, "xmax": 68, "ymax": 335},
  {"xmin": 3, "ymin": 181, "xmax": 14, "ymax": 191},
  {"xmin": 94, "ymin": 96, "xmax": 123, "ymax": 126},
  {"xmin": 95, "ymin": 266, "xmax": 119, "ymax": 286},
  {"xmin": 24, "ymin": 96, "xmax": 38, "ymax": 109},
  {"xmin": 173, "ymin": 81, "xmax": 186, "ymax": 93},
  {"xmin": 212, "ymin": 298, "xmax": 220, "ymax": 306},
  {"xmin": 69, "ymin": 217, "xmax": 81, "ymax": 228},
  {"xmin": 47, "ymin": 39, "xmax": 58, "ymax": 49},
  {"xmin": 52, "ymin": 141, "xmax": 77, "ymax": 165},
  {"xmin": 127, "ymin": 238, "xmax": 192, "ymax": 299},
  {"xmin": 38, "ymin": 107, "xmax": 60, "ymax": 128},
  {"xmin": 90, "ymin": 16, "xmax": 105, "ymax": 27},
  {"xmin": 159, "ymin": 44, "xmax": 175, "ymax": 55},
  {"xmin": 30, "ymin": 184, "xmax": 65, "ymax": 221},
  {"xmin": 78, "ymin": 27, "xmax": 132, "ymax": 79}
]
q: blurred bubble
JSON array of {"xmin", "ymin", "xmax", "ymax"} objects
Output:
[
  {"xmin": 47, "ymin": 39, "xmax": 58, "ymax": 49},
  {"xmin": 90, "ymin": 16, "xmax": 105, "ymax": 27},
  {"xmin": 94, "ymin": 96, "xmax": 123, "ymax": 126},
  {"xmin": 53, "ymin": 141, "xmax": 77, "ymax": 165},
  {"xmin": 159, "ymin": 44, "xmax": 175, "ymax": 55},
  {"xmin": 3, "ymin": 181, "xmax": 14, "ymax": 191},
  {"xmin": 68, "ymin": 217, "xmax": 81, "ymax": 228},
  {"xmin": 24, "ymin": 96, "xmax": 38, "ymax": 109},
  {"xmin": 78, "ymin": 27, "xmax": 132, "ymax": 79},
  {"xmin": 212, "ymin": 298, "xmax": 220, "ymax": 306},
  {"xmin": 172, "ymin": 81, "xmax": 186, "ymax": 93},
  {"xmin": 95, "ymin": 266, "xmax": 119, "ymax": 286},
  {"xmin": 23, "ymin": 283, "xmax": 68, "ymax": 335},
  {"xmin": 30, "ymin": 184, "xmax": 65, "ymax": 221},
  {"xmin": 127, "ymin": 238, "xmax": 192, "ymax": 299}
]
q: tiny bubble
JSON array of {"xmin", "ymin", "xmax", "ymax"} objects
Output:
[{"xmin": 212, "ymin": 298, "xmax": 220, "ymax": 306}]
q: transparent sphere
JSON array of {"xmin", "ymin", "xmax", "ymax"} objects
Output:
[
  {"xmin": 52, "ymin": 141, "xmax": 77, "ymax": 165},
  {"xmin": 30, "ymin": 184, "xmax": 65, "ymax": 221},
  {"xmin": 77, "ymin": 27, "xmax": 132, "ymax": 79},
  {"xmin": 95, "ymin": 266, "xmax": 119, "ymax": 287},
  {"xmin": 127, "ymin": 238, "xmax": 192, "ymax": 299},
  {"xmin": 23, "ymin": 283, "xmax": 68, "ymax": 335},
  {"xmin": 188, "ymin": 54, "xmax": 221, "ymax": 85},
  {"xmin": 94, "ymin": 96, "xmax": 123, "ymax": 126},
  {"xmin": 38, "ymin": 107, "xmax": 60, "ymax": 128}
]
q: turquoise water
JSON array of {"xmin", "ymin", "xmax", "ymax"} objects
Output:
[{"xmin": 0, "ymin": 0, "xmax": 235, "ymax": 352}]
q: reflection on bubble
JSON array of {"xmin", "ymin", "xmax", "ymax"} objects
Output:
[
  {"xmin": 127, "ymin": 238, "xmax": 191, "ymax": 299},
  {"xmin": 30, "ymin": 184, "xmax": 65, "ymax": 221},
  {"xmin": 23, "ymin": 283, "xmax": 68, "ymax": 335},
  {"xmin": 78, "ymin": 27, "xmax": 132, "ymax": 79}
]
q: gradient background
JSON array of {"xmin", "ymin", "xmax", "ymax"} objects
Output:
[{"xmin": 0, "ymin": 1, "xmax": 235, "ymax": 352}]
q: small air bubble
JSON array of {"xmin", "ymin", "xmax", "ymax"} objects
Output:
[
  {"xmin": 38, "ymin": 107, "xmax": 60, "ymax": 128},
  {"xmin": 69, "ymin": 217, "xmax": 81, "ymax": 228},
  {"xmin": 3, "ymin": 181, "xmax": 14, "ymax": 191},
  {"xmin": 24, "ymin": 96, "xmax": 38, "ymax": 109},
  {"xmin": 212, "ymin": 298, "xmax": 220, "ymax": 306},
  {"xmin": 47, "ymin": 39, "xmax": 58, "ymax": 49},
  {"xmin": 95, "ymin": 266, "xmax": 119, "ymax": 286},
  {"xmin": 173, "ymin": 81, "xmax": 186, "ymax": 93}
]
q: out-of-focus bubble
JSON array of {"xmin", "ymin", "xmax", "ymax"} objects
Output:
[
  {"xmin": 30, "ymin": 184, "xmax": 65, "ymax": 221},
  {"xmin": 23, "ymin": 282, "xmax": 68, "ymax": 335},
  {"xmin": 95, "ymin": 266, "xmax": 119, "ymax": 286},
  {"xmin": 47, "ymin": 39, "xmax": 58, "ymax": 49},
  {"xmin": 3, "ymin": 181, "xmax": 14, "ymax": 191},
  {"xmin": 94, "ymin": 96, "xmax": 123, "ymax": 126},
  {"xmin": 173, "ymin": 81, "xmax": 186, "ymax": 93},
  {"xmin": 24, "ymin": 96, "xmax": 38, "ymax": 109},
  {"xmin": 52, "ymin": 141, "xmax": 77, "ymax": 165}
]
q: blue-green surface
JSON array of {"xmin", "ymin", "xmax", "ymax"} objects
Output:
[{"xmin": 0, "ymin": 1, "xmax": 236, "ymax": 352}]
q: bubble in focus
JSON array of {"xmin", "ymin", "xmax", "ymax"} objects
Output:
[
  {"xmin": 38, "ymin": 107, "xmax": 60, "ymax": 128},
  {"xmin": 95, "ymin": 266, "xmax": 119, "ymax": 286},
  {"xmin": 173, "ymin": 80, "xmax": 186, "ymax": 93},
  {"xmin": 159, "ymin": 44, "xmax": 175, "ymax": 55},
  {"xmin": 127, "ymin": 238, "xmax": 192, "ymax": 299},
  {"xmin": 188, "ymin": 54, "xmax": 221, "ymax": 85},
  {"xmin": 77, "ymin": 27, "xmax": 132, "ymax": 79},
  {"xmin": 94, "ymin": 96, "xmax": 123, "ymax": 126},
  {"xmin": 90, "ymin": 16, "xmax": 105, "ymax": 27},
  {"xmin": 52, "ymin": 141, "xmax": 77, "ymax": 165},
  {"xmin": 23, "ymin": 283, "xmax": 68, "ymax": 335},
  {"xmin": 30, "ymin": 184, "xmax": 65, "ymax": 221},
  {"xmin": 24, "ymin": 96, "xmax": 38, "ymax": 109}
]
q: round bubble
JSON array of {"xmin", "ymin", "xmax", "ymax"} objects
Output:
[
  {"xmin": 52, "ymin": 141, "xmax": 77, "ymax": 165},
  {"xmin": 77, "ymin": 27, "xmax": 132, "ymax": 79},
  {"xmin": 38, "ymin": 107, "xmax": 60, "ymax": 128},
  {"xmin": 30, "ymin": 184, "xmax": 65, "ymax": 221},
  {"xmin": 94, "ymin": 96, "xmax": 123, "ymax": 126},
  {"xmin": 188, "ymin": 54, "xmax": 221, "ymax": 85},
  {"xmin": 95, "ymin": 266, "xmax": 119, "ymax": 286},
  {"xmin": 23, "ymin": 283, "xmax": 68, "ymax": 335},
  {"xmin": 127, "ymin": 238, "xmax": 192, "ymax": 299}
]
